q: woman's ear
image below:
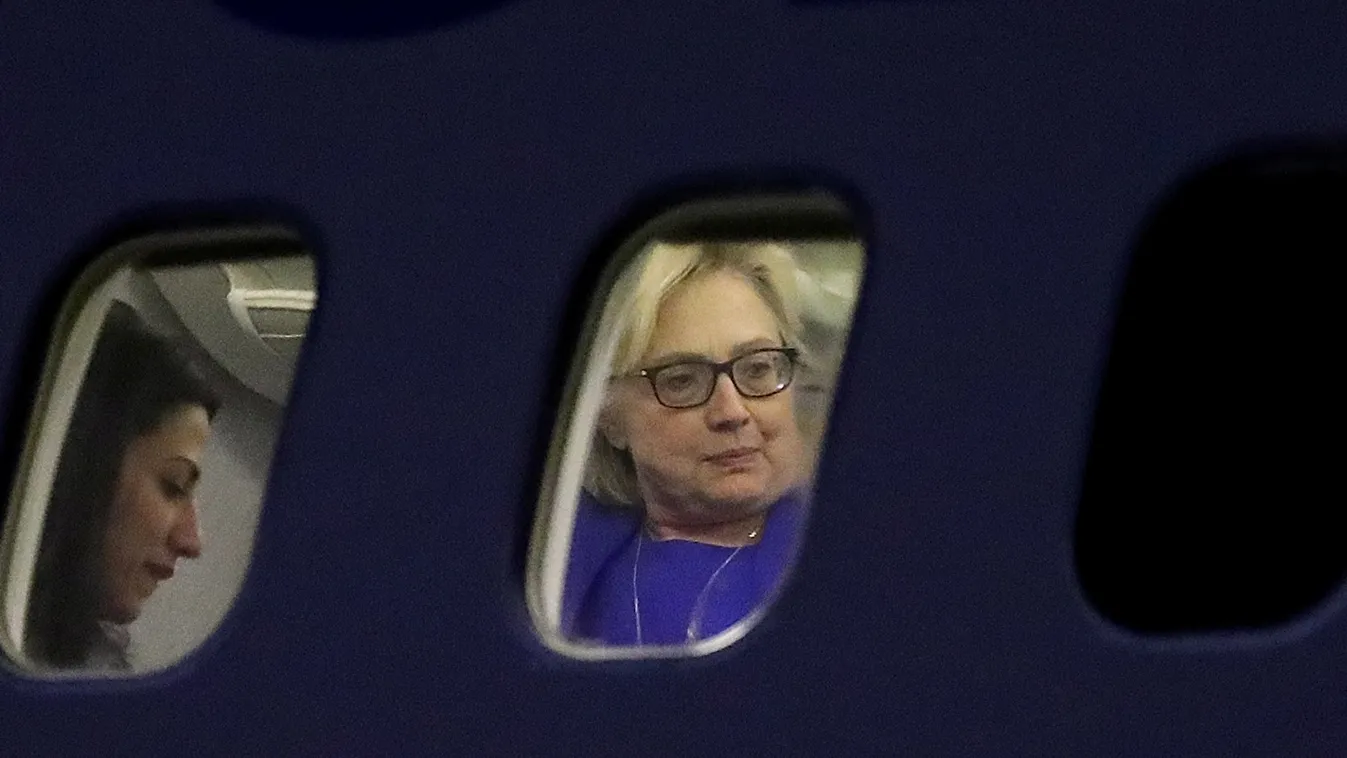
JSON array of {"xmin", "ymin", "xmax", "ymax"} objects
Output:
[{"xmin": 598, "ymin": 401, "xmax": 628, "ymax": 451}]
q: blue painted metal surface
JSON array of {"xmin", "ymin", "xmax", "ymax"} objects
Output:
[{"xmin": 2, "ymin": 0, "xmax": 1344, "ymax": 753}]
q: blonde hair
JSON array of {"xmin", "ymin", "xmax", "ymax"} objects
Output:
[{"xmin": 585, "ymin": 241, "xmax": 806, "ymax": 507}]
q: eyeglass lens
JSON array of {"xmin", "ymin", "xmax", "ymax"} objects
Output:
[{"xmin": 651, "ymin": 350, "xmax": 794, "ymax": 408}]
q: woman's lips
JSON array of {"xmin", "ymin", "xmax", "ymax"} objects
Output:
[
  {"xmin": 706, "ymin": 447, "xmax": 761, "ymax": 465},
  {"xmin": 145, "ymin": 562, "xmax": 175, "ymax": 581}
]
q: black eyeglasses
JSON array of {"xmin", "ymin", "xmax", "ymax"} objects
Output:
[{"xmin": 627, "ymin": 347, "xmax": 800, "ymax": 409}]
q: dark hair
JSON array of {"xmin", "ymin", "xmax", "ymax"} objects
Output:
[{"xmin": 25, "ymin": 300, "xmax": 221, "ymax": 669}]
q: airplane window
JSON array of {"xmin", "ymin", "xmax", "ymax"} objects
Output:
[
  {"xmin": 527, "ymin": 193, "xmax": 864, "ymax": 658},
  {"xmin": 0, "ymin": 227, "xmax": 317, "ymax": 676},
  {"xmin": 1076, "ymin": 146, "xmax": 1347, "ymax": 635}
]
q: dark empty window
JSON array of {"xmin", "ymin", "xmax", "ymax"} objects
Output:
[{"xmin": 1077, "ymin": 144, "xmax": 1347, "ymax": 634}]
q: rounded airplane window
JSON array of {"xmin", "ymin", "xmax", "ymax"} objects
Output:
[
  {"xmin": 0, "ymin": 226, "xmax": 317, "ymax": 677},
  {"xmin": 526, "ymin": 192, "xmax": 865, "ymax": 659}
]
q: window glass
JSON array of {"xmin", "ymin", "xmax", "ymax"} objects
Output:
[
  {"xmin": 1076, "ymin": 148, "xmax": 1347, "ymax": 634},
  {"xmin": 1, "ymin": 228, "xmax": 316, "ymax": 676},
  {"xmin": 528, "ymin": 194, "xmax": 864, "ymax": 658}
]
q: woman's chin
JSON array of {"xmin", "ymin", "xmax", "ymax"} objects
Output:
[
  {"xmin": 100, "ymin": 598, "xmax": 143, "ymax": 625},
  {"xmin": 701, "ymin": 481, "xmax": 778, "ymax": 513}
]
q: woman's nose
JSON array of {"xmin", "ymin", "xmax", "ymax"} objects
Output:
[
  {"xmin": 169, "ymin": 501, "xmax": 203, "ymax": 560},
  {"xmin": 705, "ymin": 374, "xmax": 751, "ymax": 429}
]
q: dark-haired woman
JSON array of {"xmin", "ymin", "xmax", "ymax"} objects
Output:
[{"xmin": 26, "ymin": 301, "xmax": 220, "ymax": 670}]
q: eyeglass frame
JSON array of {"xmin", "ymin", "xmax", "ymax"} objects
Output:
[{"xmin": 618, "ymin": 347, "xmax": 801, "ymax": 409}]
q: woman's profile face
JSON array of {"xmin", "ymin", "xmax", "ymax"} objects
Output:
[
  {"xmin": 99, "ymin": 403, "xmax": 212, "ymax": 624},
  {"xmin": 609, "ymin": 269, "xmax": 804, "ymax": 523}
]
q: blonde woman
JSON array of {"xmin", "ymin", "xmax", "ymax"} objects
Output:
[{"xmin": 564, "ymin": 242, "xmax": 812, "ymax": 645}]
